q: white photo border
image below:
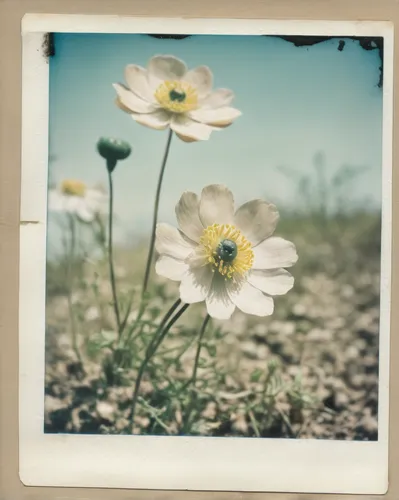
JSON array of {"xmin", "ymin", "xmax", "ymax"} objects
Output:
[{"xmin": 19, "ymin": 14, "xmax": 394, "ymax": 494}]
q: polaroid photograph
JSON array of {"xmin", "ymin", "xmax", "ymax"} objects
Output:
[{"xmin": 19, "ymin": 14, "xmax": 393, "ymax": 494}]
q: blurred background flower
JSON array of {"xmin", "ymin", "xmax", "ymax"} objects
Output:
[{"xmin": 48, "ymin": 179, "xmax": 108, "ymax": 222}]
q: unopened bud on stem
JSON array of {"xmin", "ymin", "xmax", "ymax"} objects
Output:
[{"xmin": 96, "ymin": 137, "xmax": 132, "ymax": 173}]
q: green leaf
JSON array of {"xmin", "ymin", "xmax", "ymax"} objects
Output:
[
  {"xmin": 250, "ymin": 368, "xmax": 263, "ymax": 383},
  {"xmin": 206, "ymin": 344, "xmax": 217, "ymax": 357},
  {"xmin": 198, "ymin": 358, "xmax": 208, "ymax": 368}
]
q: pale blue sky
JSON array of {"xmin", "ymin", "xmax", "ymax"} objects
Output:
[{"xmin": 48, "ymin": 33, "xmax": 383, "ymax": 250}]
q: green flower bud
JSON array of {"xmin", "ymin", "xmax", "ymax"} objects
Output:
[{"xmin": 97, "ymin": 137, "xmax": 132, "ymax": 173}]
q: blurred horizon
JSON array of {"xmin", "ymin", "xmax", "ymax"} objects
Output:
[{"xmin": 48, "ymin": 33, "xmax": 383, "ymax": 256}]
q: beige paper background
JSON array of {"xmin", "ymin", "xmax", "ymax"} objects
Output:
[{"xmin": 0, "ymin": 0, "xmax": 397, "ymax": 499}]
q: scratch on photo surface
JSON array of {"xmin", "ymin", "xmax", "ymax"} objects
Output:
[
  {"xmin": 55, "ymin": 497, "xmax": 92, "ymax": 500},
  {"xmin": 20, "ymin": 220, "xmax": 40, "ymax": 225}
]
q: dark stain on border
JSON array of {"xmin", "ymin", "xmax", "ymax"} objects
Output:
[
  {"xmin": 42, "ymin": 33, "xmax": 55, "ymax": 59},
  {"xmin": 149, "ymin": 34, "xmax": 191, "ymax": 40},
  {"xmin": 147, "ymin": 34, "xmax": 384, "ymax": 88},
  {"xmin": 20, "ymin": 220, "xmax": 40, "ymax": 226}
]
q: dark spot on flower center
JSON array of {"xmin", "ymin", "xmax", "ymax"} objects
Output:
[
  {"xmin": 217, "ymin": 239, "xmax": 238, "ymax": 263},
  {"xmin": 169, "ymin": 89, "xmax": 186, "ymax": 102}
]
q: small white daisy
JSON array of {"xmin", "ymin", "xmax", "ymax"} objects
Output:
[{"xmin": 48, "ymin": 179, "xmax": 108, "ymax": 223}]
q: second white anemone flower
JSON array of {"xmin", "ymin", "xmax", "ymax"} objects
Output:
[
  {"xmin": 48, "ymin": 179, "xmax": 108, "ymax": 223},
  {"xmin": 113, "ymin": 54, "xmax": 242, "ymax": 142},
  {"xmin": 155, "ymin": 185, "xmax": 298, "ymax": 320}
]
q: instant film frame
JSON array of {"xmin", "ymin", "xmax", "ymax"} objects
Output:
[
  {"xmin": 3, "ymin": 0, "xmax": 394, "ymax": 498},
  {"xmin": 19, "ymin": 14, "xmax": 393, "ymax": 494}
]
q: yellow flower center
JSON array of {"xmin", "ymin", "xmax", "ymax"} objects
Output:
[
  {"xmin": 199, "ymin": 223, "xmax": 254, "ymax": 279},
  {"xmin": 60, "ymin": 179, "xmax": 87, "ymax": 197},
  {"xmin": 154, "ymin": 80, "xmax": 198, "ymax": 113}
]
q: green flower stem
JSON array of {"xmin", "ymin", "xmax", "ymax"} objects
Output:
[
  {"xmin": 181, "ymin": 314, "xmax": 211, "ymax": 434},
  {"xmin": 107, "ymin": 169, "xmax": 122, "ymax": 336},
  {"xmin": 120, "ymin": 290, "xmax": 151, "ymax": 351},
  {"xmin": 248, "ymin": 410, "xmax": 261, "ymax": 437},
  {"xmin": 149, "ymin": 303, "xmax": 188, "ymax": 356},
  {"xmin": 129, "ymin": 299, "xmax": 189, "ymax": 432},
  {"xmin": 93, "ymin": 213, "xmax": 107, "ymax": 253},
  {"xmin": 191, "ymin": 314, "xmax": 211, "ymax": 386},
  {"xmin": 138, "ymin": 397, "xmax": 172, "ymax": 433},
  {"xmin": 119, "ymin": 288, "xmax": 136, "ymax": 334},
  {"xmin": 141, "ymin": 129, "xmax": 173, "ymax": 298},
  {"xmin": 66, "ymin": 214, "xmax": 83, "ymax": 366}
]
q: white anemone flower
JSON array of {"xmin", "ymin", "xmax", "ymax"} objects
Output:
[
  {"xmin": 155, "ymin": 185, "xmax": 298, "ymax": 320},
  {"xmin": 113, "ymin": 54, "xmax": 242, "ymax": 142},
  {"xmin": 48, "ymin": 179, "xmax": 108, "ymax": 223}
]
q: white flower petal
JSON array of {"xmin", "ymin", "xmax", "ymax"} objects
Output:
[
  {"xmin": 175, "ymin": 191, "xmax": 204, "ymax": 242},
  {"xmin": 189, "ymin": 106, "xmax": 242, "ymax": 126},
  {"xmin": 185, "ymin": 246, "xmax": 209, "ymax": 269},
  {"xmin": 155, "ymin": 255, "xmax": 189, "ymax": 281},
  {"xmin": 199, "ymin": 184, "xmax": 235, "ymax": 227},
  {"xmin": 147, "ymin": 55, "xmax": 188, "ymax": 89},
  {"xmin": 170, "ymin": 115, "xmax": 213, "ymax": 142},
  {"xmin": 252, "ymin": 237, "xmax": 298, "ymax": 270},
  {"xmin": 85, "ymin": 189, "xmax": 108, "ymax": 215},
  {"xmin": 113, "ymin": 83, "xmax": 156, "ymax": 114},
  {"xmin": 200, "ymin": 88, "xmax": 235, "ymax": 109},
  {"xmin": 247, "ymin": 269, "xmax": 294, "ymax": 296},
  {"xmin": 229, "ymin": 281, "xmax": 274, "ymax": 317},
  {"xmin": 179, "ymin": 266, "xmax": 213, "ymax": 303},
  {"xmin": 48, "ymin": 190, "xmax": 66, "ymax": 212},
  {"xmin": 206, "ymin": 276, "xmax": 236, "ymax": 320},
  {"xmin": 130, "ymin": 109, "xmax": 171, "ymax": 130},
  {"xmin": 76, "ymin": 205, "xmax": 95, "ymax": 223},
  {"xmin": 63, "ymin": 196, "xmax": 82, "ymax": 214},
  {"xmin": 173, "ymin": 133, "xmax": 198, "ymax": 144},
  {"xmin": 124, "ymin": 64, "xmax": 155, "ymax": 103},
  {"xmin": 49, "ymin": 186, "xmax": 108, "ymax": 221},
  {"xmin": 206, "ymin": 295, "xmax": 236, "ymax": 320},
  {"xmin": 234, "ymin": 199, "xmax": 279, "ymax": 245},
  {"xmin": 183, "ymin": 66, "xmax": 213, "ymax": 98},
  {"xmin": 155, "ymin": 223, "xmax": 195, "ymax": 260},
  {"xmin": 85, "ymin": 188, "xmax": 107, "ymax": 202}
]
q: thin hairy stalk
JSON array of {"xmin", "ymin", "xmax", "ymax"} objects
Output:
[
  {"xmin": 138, "ymin": 397, "xmax": 172, "ymax": 434},
  {"xmin": 191, "ymin": 315, "xmax": 211, "ymax": 385},
  {"xmin": 141, "ymin": 129, "xmax": 173, "ymax": 298},
  {"xmin": 66, "ymin": 215, "xmax": 83, "ymax": 366},
  {"xmin": 181, "ymin": 315, "xmax": 211, "ymax": 433},
  {"xmin": 119, "ymin": 287, "xmax": 136, "ymax": 334},
  {"xmin": 161, "ymin": 335, "xmax": 197, "ymax": 361},
  {"xmin": 93, "ymin": 213, "xmax": 107, "ymax": 253},
  {"xmin": 91, "ymin": 279, "xmax": 107, "ymax": 332},
  {"xmin": 248, "ymin": 410, "xmax": 261, "ymax": 437},
  {"xmin": 149, "ymin": 303, "xmax": 189, "ymax": 356},
  {"xmin": 123, "ymin": 299, "xmax": 147, "ymax": 344},
  {"xmin": 124, "ymin": 294, "xmax": 179, "ymax": 355},
  {"xmin": 129, "ymin": 300, "xmax": 189, "ymax": 432},
  {"xmin": 107, "ymin": 170, "xmax": 122, "ymax": 335},
  {"xmin": 180, "ymin": 315, "xmax": 211, "ymax": 394}
]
